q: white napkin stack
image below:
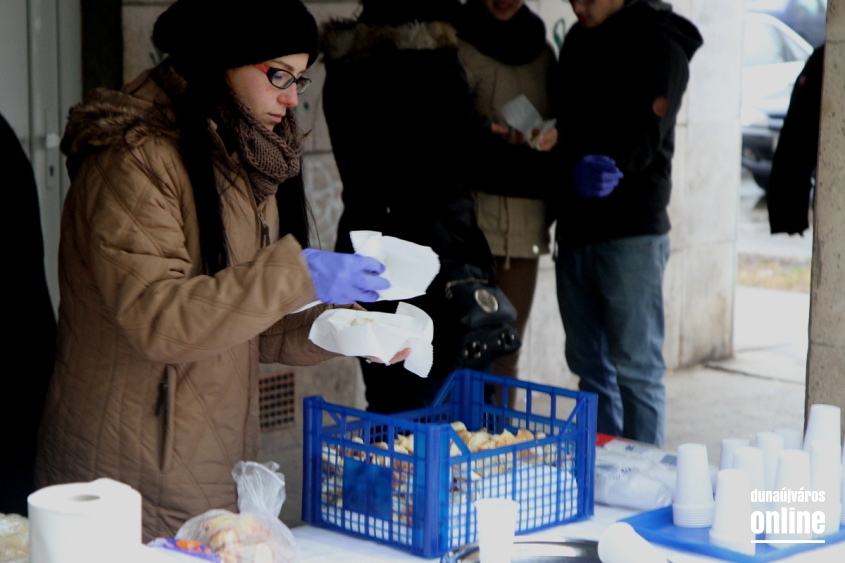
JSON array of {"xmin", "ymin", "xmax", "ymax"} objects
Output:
[{"xmin": 308, "ymin": 303, "xmax": 434, "ymax": 377}]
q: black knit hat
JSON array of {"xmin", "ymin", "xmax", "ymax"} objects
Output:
[{"xmin": 153, "ymin": 0, "xmax": 319, "ymax": 72}]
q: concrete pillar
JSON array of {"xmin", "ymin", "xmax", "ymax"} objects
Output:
[{"xmin": 806, "ymin": 0, "xmax": 845, "ymax": 426}]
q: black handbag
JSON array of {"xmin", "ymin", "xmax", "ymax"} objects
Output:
[{"xmin": 443, "ymin": 264, "xmax": 522, "ymax": 368}]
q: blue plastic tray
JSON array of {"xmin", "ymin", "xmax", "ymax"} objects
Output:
[{"xmin": 622, "ymin": 507, "xmax": 845, "ymax": 562}]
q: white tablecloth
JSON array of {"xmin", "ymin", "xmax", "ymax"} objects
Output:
[{"xmin": 292, "ymin": 504, "xmax": 845, "ymax": 563}]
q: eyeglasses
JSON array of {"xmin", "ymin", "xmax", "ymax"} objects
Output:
[{"xmin": 254, "ymin": 63, "xmax": 312, "ymax": 94}]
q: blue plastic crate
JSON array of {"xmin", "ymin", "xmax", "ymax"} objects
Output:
[{"xmin": 302, "ymin": 369, "xmax": 597, "ymax": 558}]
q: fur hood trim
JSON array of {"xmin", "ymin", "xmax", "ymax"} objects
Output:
[
  {"xmin": 61, "ymin": 90, "xmax": 171, "ymax": 158},
  {"xmin": 320, "ymin": 19, "xmax": 458, "ymax": 62},
  {"xmin": 61, "ymin": 67, "xmax": 182, "ymax": 176}
]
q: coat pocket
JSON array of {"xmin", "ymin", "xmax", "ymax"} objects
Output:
[{"xmin": 154, "ymin": 365, "xmax": 177, "ymax": 473}]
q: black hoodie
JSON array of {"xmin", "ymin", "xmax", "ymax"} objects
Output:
[{"xmin": 553, "ymin": 0, "xmax": 703, "ymax": 244}]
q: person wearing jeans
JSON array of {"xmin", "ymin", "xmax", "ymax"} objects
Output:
[
  {"xmin": 556, "ymin": 233, "xmax": 670, "ymax": 444},
  {"xmin": 552, "ymin": 0, "xmax": 702, "ymax": 445}
]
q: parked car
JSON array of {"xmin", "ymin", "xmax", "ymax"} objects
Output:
[
  {"xmin": 747, "ymin": 0, "xmax": 827, "ymax": 47},
  {"xmin": 741, "ymin": 13, "xmax": 813, "ymax": 190}
]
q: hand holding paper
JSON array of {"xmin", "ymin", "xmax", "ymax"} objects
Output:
[
  {"xmin": 499, "ymin": 94, "xmax": 558, "ymax": 151},
  {"xmin": 308, "ymin": 303, "xmax": 434, "ymax": 377},
  {"xmin": 302, "ymin": 248, "xmax": 389, "ymax": 304},
  {"xmin": 350, "ymin": 231, "xmax": 440, "ymax": 302}
]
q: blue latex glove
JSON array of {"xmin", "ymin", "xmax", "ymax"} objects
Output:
[
  {"xmin": 574, "ymin": 155, "xmax": 624, "ymax": 198},
  {"xmin": 302, "ymin": 248, "xmax": 390, "ymax": 304}
]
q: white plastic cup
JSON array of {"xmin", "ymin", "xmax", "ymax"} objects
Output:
[
  {"xmin": 804, "ymin": 404, "xmax": 842, "ymax": 455},
  {"xmin": 710, "ymin": 469, "xmax": 755, "ymax": 555},
  {"xmin": 598, "ymin": 523, "xmax": 666, "ymax": 563},
  {"xmin": 720, "ymin": 438, "xmax": 750, "ymax": 471},
  {"xmin": 757, "ymin": 432, "xmax": 785, "ymax": 491},
  {"xmin": 673, "ymin": 443, "xmax": 715, "ymax": 528},
  {"xmin": 733, "ymin": 446, "xmax": 767, "ymax": 512},
  {"xmin": 774, "ymin": 428, "xmax": 804, "ymax": 451},
  {"xmin": 766, "ymin": 450, "xmax": 813, "ymax": 548},
  {"xmin": 475, "ymin": 498, "xmax": 519, "ymax": 563},
  {"xmin": 809, "ymin": 440, "xmax": 842, "ymax": 537}
]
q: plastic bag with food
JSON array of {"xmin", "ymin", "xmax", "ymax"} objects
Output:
[
  {"xmin": 0, "ymin": 513, "xmax": 29, "ymax": 563},
  {"xmin": 176, "ymin": 462, "xmax": 296, "ymax": 563}
]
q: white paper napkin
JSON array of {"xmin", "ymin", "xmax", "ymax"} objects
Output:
[
  {"xmin": 598, "ymin": 523, "xmax": 666, "ymax": 563},
  {"xmin": 308, "ymin": 302, "xmax": 434, "ymax": 377},
  {"xmin": 350, "ymin": 231, "xmax": 440, "ymax": 302}
]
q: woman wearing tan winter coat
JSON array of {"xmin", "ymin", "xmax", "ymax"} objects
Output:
[
  {"xmin": 456, "ymin": 0, "xmax": 557, "ymax": 398},
  {"xmin": 35, "ymin": 0, "xmax": 397, "ymax": 540}
]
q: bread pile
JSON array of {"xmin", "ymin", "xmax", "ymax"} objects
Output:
[{"xmin": 0, "ymin": 513, "xmax": 28, "ymax": 561}]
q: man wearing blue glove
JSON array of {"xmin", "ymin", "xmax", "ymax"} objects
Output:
[{"xmin": 552, "ymin": 0, "xmax": 702, "ymax": 446}]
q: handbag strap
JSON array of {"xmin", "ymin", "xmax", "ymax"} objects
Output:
[{"xmin": 444, "ymin": 276, "xmax": 489, "ymax": 298}]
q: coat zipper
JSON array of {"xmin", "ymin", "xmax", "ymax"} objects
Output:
[
  {"xmin": 155, "ymin": 378, "xmax": 168, "ymax": 417},
  {"xmin": 257, "ymin": 210, "xmax": 270, "ymax": 248}
]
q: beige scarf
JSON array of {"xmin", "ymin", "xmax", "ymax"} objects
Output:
[{"xmin": 215, "ymin": 93, "xmax": 303, "ymax": 204}]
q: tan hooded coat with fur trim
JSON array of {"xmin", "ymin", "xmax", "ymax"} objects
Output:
[{"xmin": 36, "ymin": 66, "xmax": 336, "ymax": 540}]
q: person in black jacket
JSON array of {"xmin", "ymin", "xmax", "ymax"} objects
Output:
[
  {"xmin": 321, "ymin": 0, "xmax": 553, "ymax": 413},
  {"xmin": 552, "ymin": 0, "xmax": 702, "ymax": 446},
  {"xmin": 767, "ymin": 45, "xmax": 825, "ymax": 236},
  {"xmin": 0, "ymin": 114, "xmax": 57, "ymax": 514}
]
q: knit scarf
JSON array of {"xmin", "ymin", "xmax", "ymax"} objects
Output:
[
  {"xmin": 215, "ymin": 93, "xmax": 303, "ymax": 205},
  {"xmin": 456, "ymin": 0, "xmax": 547, "ymax": 67}
]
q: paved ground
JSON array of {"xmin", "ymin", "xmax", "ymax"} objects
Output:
[{"xmin": 262, "ymin": 171, "xmax": 812, "ymax": 527}]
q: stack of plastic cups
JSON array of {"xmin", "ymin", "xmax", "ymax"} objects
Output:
[
  {"xmin": 673, "ymin": 444, "xmax": 715, "ymax": 527},
  {"xmin": 809, "ymin": 439, "xmax": 842, "ymax": 537},
  {"xmin": 766, "ymin": 450, "xmax": 812, "ymax": 548},
  {"xmin": 709, "ymin": 469, "xmax": 755, "ymax": 555},
  {"xmin": 774, "ymin": 428, "xmax": 804, "ymax": 451},
  {"xmin": 757, "ymin": 432, "xmax": 785, "ymax": 491},
  {"xmin": 733, "ymin": 446, "xmax": 767, "ymax": 513},
  {"xmin": 720, "ymin": 438, "xmax": 750, "ymax": 471},
  {"xmin": 803, "ymin": 404, "xmax": 842, "ymax": 455}
]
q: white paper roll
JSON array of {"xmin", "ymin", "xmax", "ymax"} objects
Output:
[{"xmin": 28, "ymin": 478, "xmax": 143, "ymax": 563}]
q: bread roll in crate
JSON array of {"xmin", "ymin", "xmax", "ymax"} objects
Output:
[{"xmin": 302, "ymin": 369, "xmax": 597, "ymax": 558}]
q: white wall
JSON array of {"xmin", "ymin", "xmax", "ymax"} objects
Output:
[{"xmin": 0, "ymin": 0, "xmax": 82, "ymax": 312}]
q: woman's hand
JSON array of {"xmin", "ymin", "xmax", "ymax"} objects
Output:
[
  {"xmin": 491, "ymin": 122, "xmax": 509, "ymax": 137},
  {"xmin": 366, "ymin": 348, "xmax": 411, "ymax": 366},
  {"xmin": 301, "ymin": 249, "xmax": 389, "ymax": 304},
  {"xmin": 539, "ymin": 127, "xmax": 558, "ymax": 152}
]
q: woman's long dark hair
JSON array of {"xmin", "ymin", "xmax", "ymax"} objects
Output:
[{"xmin": 161, "ymin": 60, "xmax": 311, "ymax": 275}]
